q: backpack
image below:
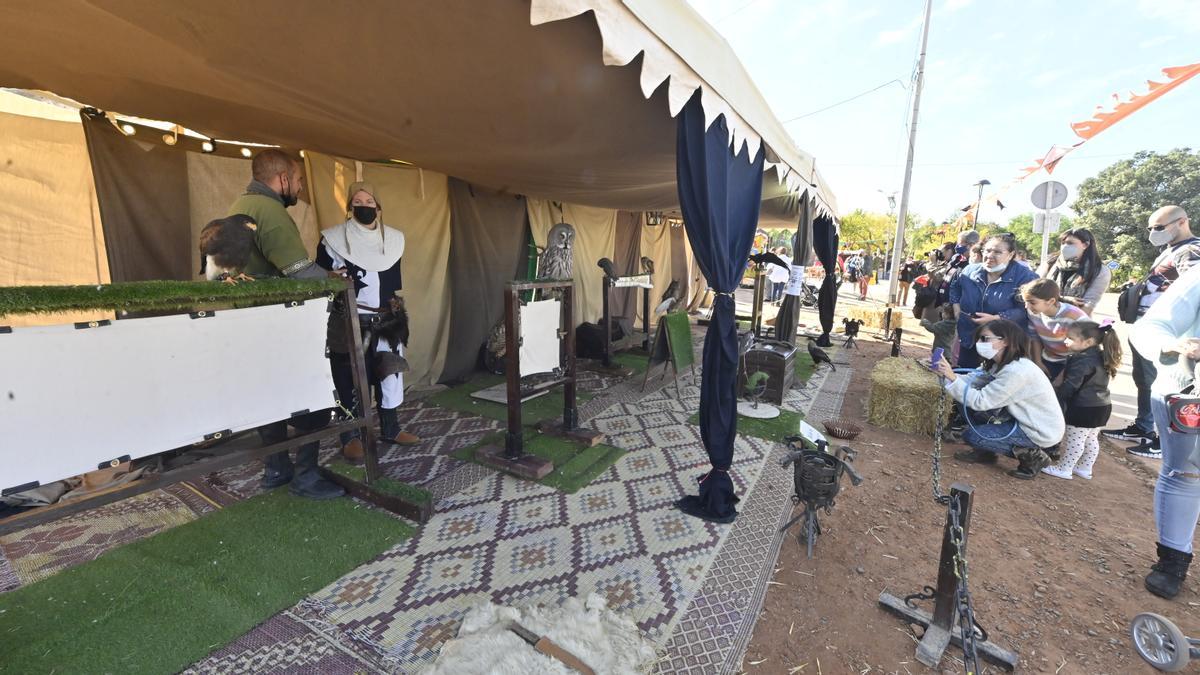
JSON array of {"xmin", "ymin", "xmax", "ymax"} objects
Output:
[{"xmin": 1116, "ymin": 281, "xmax": 1146, "ymax": 324}]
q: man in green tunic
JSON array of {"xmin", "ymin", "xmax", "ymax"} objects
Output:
[{"xmin": 229, "ymin": 149, "xmax": 343, "ymax": 500}]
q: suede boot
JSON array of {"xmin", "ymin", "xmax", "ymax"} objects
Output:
[
  {"xmin": 1146, "ymin": 543, "xmax": 1192, "ymax": 599},
  {"xmin": 379, "ymin": 406, "xmax": 421, "ymax": 446},
  {"xmin": 260, "ymin": 450, "xmax": 294, "ymax": 489},
  {"xmin": 1008, "ymin": 447, "xmax": 1049, "ymax": 480},
  {"xmin": 289, "ymin": 442, "xmax": 345, "ymax": 500}
]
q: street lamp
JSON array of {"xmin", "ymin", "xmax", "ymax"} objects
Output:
[
  {"xmin": 878, "ymin": 189, "xmax": 898, "ymax": 280},
  {"xmin": 972, "ymin": 179, "xmax": 990, "ymax": 229}
]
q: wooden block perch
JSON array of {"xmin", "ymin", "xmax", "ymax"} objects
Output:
[{"xmin": 867, "ymin": 357, "xmax": 952, "ymax": 436}]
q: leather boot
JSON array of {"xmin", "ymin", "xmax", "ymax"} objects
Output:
[
  {"xmin": 1008, "ymin": 447, "xmax": 1050, "ymax": 480},
  {"xmin": 379, "ymin": 406, "xmax": 421, "ymax": 446},
  {"xmin": 1146, "ymin": 543, "xmax": 1193, "ymax": 599},
  {"xmin": 289, "ymin": 442, "xmax": 345, "ymax": 500},
  {"xmin": 260, "ymin": 451, "xmax": 294, "ymax": 488},
  {"xmin": 341, "ymin": 437, "xmax": 365, "ymax": 464}
]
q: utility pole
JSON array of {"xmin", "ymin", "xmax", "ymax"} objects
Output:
[{"xmin": 887, "ymin": 0, "xmax": 933, "ymax": 306}]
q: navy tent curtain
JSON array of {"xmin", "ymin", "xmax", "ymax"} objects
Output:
[
  {"xmin": 674, "ymin": 93, "xmax": 765, "ymax": 522},
  {"xmin": 812, "ymin": 214, "xmax": 839, "ymax": 347}
]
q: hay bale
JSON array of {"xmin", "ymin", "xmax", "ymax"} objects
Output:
[
  {"xmin": 867, "ymin": 357, "xmax": 952, "ymax": 436},
  {"xmin": 846, "ymin": 306, "xmax": 905, "ymax": 331}
]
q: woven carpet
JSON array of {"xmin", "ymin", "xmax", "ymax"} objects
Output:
[{"xmin": 251, "ymin": 349, "xmax": 838, "ymax": 673}]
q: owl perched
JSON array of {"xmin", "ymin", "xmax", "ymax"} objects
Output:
[{"xmin": 537, "ymin": 222, "xmax": 575, "ymax": 281}]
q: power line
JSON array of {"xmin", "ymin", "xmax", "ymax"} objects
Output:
[
  {"xmin": 822, "ymin": 150, "xmax": 1144, "ymax": 168},
  {"xmin": 717, "ymin": 0, "xmax": 765, "ymax": 21},
  {"xmin": 781, "ymin": 78, "xmax": 907, "ymax": 122}
]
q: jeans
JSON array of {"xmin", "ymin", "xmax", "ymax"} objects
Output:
[
  {"xmin": 956, "ymin": 343, "xmax": 981, "ymax": 370},
  {"xmin": 769, "ymin": 281, "xmax": 785, "ymax": 302},
  {"xmin": 1131, "ymin": 339, "xmax": 1158, "ymax": 434},
  {"xmin": 963, "ymin": 417, "xmax": 1036, "ymax": 457},
  {"xmin": 1152, "ymin": 394, "xmax": 1200, "ymax": 552}
]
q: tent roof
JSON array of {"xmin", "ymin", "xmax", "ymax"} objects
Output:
[{"xmin": 0, "ymin": 0, "xmax": 835, "ymax": 223}]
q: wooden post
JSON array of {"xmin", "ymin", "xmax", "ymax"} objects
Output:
[
  {"xmin": 751, "ymin": 268, "xmax": 765, "ymax": 338},
  {"xmin": 642, "ymin": 286, "xmax": 651, "ymax": 352},
  {"xmin": 342, "ymin": 285, "xmax": 380, "ymax": 483},
  {"xmin": 562, "ymin": 284, "xmax": 578, "ymax": 431},
  {"xmin": 602, "ymin": 276, "xmax": 613, "ymax": 367},
  {"xmin": 503, "ymin": 286, "xmax": 523, "ymax": 459}
]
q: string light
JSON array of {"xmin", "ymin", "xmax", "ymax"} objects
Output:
[
  {"xmin": 201, "ymin": 140, "xmax": 215, "ymax": 153},
  {"xmin": 162, "ymin": 133, "xmax": 176, "ymax": 145},
  {"xmin": 119, "ymin": 123, "xmax": 136, "ymax": 136},
  {"xmin": 240, "ymin": 147, "xmax": 252, "ymax": 158}
]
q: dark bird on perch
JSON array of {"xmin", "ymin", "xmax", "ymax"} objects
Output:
[
  {"xmin": 199, "ymin": 214, "xmax": 258, "ymax": 283},
  {"xmin": 748, "ymin": 251, "xmax": 788, "ymax": 269},
  {"xmin": 640, "ymin": 256, "xmax": 655, "ymax": 276},
  {"xmin": 654, "ymin": 279, "xmax": 680, "ymax": 315},
  {"xmin": 807, "ymin": 337, "xmax": 836, "ymax": 371},
  {"xmin": 597, "ymin": 257, "xmax": 618, "ymax": 281}
]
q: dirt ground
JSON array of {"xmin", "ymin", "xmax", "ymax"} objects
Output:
[{"xmin": 741, "ymin": 332, "xmax": 1200, "ymax": 675}]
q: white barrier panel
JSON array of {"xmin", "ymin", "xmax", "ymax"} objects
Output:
[{"xmin": 0, "ymin": 301, "xmax": 335, "ymax": 493}]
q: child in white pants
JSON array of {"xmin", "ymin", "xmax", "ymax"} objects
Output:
[{"xmin": 1043, "ymin": 321, "xmax": 1122, "ymax": 480}]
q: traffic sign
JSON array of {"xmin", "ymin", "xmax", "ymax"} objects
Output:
[{"xmin": 1031, "ymin": 181, "xmax": 1068, "ymax": 210}]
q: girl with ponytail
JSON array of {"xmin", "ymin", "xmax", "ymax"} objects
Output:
[{"xmin": 1041, "ymin": 320, "xmax": 1122, "ymax": 480}]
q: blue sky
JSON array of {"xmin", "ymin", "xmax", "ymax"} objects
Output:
[{"xmin": 685, "ymin": 0, "xmax": 1200, "ymax": 224}]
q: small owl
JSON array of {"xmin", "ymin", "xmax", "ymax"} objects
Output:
[{"xmin": 537, "ymin": 222, "xmax": 575, "ymax": 281}]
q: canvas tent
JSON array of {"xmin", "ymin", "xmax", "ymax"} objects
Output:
[{"xmin": 0, "ymin": 1, "xmax": 841, "ymax": 519}]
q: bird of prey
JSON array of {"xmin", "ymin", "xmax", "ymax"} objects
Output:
[
  {"xmin": 597, "ymin": 257, "xmax": 618, "ymax": 281},
  {"xmin": 748, "ymin": 251, "xmax": 788, "ymax": 269},
  {"xmin": 199, "ymin": 214, "xmax": 258, "ymax": 283},
  {"xmin": 654, "ymin": 279, "xmax": 681, "ymax": 315},
  {"xmin": 537, "ymin": 222, "xmax": 575, "ymax": 281},
  {"xmin": 807, "ymin": 337, "xmax": 836, "ymax": 371},
  {"xmin": 640, "ymin": 256, "xmax": 655, "ymax": 276}
]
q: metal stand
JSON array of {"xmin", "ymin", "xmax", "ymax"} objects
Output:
[
  {"xmin": 751, "ymin": 268, "xmax": 767, "ymax": 338},
  {"xmin": 878, "ymin": 484, "xmax": 1018, "ymax": 671},
  {"xmin": 594, "ymin": 271, "xmax": 651, "ymax": 374},
  {"xmin": 475, "ymin": 280, "xmax": 605, "ymax": 481}
]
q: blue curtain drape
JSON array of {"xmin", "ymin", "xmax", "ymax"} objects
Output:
[
  {"xmin": 675, "ymin": 93, "xmax": 765, "ymax": 521},
  {"xmin": 812, "ymin": 214, "xmax": 839, "ymax": 347}
]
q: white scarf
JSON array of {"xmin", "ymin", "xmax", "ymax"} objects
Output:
[{"xmin": 320, "ymin": 217, "xmax": 405, "ymax": 272}]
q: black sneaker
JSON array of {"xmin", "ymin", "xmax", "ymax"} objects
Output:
[
  {"xmin": 1128, "ymin": 436, "xmax": 1163, "ymax": 459},
  {"xmin": 1103, "ymin": 424, "xmax": 1153, "ymax": 442}
]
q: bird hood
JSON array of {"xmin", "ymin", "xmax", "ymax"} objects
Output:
[{"xmin": 321, "ymin": 218, "xmax": 405, "ymax": 272}]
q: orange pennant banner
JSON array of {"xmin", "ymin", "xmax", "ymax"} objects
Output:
[{"xmin": 1070, "ymin": 62, "xmax": 1200, "ymax": 140}]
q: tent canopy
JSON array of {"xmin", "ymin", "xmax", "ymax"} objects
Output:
[{"xmin": 0, "ymin": 0, "xmax": 835, "ymax": 225}]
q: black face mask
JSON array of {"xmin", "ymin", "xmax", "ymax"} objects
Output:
[
  {"xmin": 352, "ymin": 205, "xmax": 377, "ymax": 225},
  {"xmin": 280, "ymin": 175, "xmax": 298, "ymax": 208}
]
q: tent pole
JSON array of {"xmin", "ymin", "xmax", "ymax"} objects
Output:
[{"xmin": 887, "ymin": 0, "xmax": 932, "ymax": 306}]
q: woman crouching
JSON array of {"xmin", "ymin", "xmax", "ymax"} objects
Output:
[{"xmin": 933, "ymin": 319, "xmax": 1065, "ymax": 479}]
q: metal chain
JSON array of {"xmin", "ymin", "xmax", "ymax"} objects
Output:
[
  {"xmin": 931, "ymin": 374, "xmax": 950, "ymax": 505},
  {"xmin": 948, "ymin": 495, "xmax": 983, "ymax": 675}
]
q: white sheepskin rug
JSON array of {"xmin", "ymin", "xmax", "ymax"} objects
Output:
[{"xmin": 421, "ymin": 593, "xmax": 658, "ymax": 675}]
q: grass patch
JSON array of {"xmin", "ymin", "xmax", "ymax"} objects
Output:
[
  {"xmin": 325, "ymin": 462, "xmax": 432, "ymax": 505},
  {"xmin": 0, "ymin": 489, "xmax": 411, "ymax": 674},
  {"xmin": 454, "ymin": 432, "xmax": 626, "ymax": 494},
  {"xmin": 611, "ymin": 350, "xmax": 650, "ymax": 375},
  {"xmin": 0, "ymin": 279, "xmax": 345, "ymax": 317},
  {"xmin": 428, "ymin": 374, "xmax": 594, "ymax": 425},
  {"xmin": 688, "ymin": 407, "xmax": 807, "ymax": 443},
  {"xmin": 794, "ymin": 350, "xmax": 816, "ymax": 383}
]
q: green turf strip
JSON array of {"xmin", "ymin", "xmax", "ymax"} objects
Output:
[
  {"xmin": 325, "ymin": 462, "xmax": 432, "ymax": 505},
  {"xmin": 0, "ymin": 279, "xmax": 345, "ymax": 317},
  {"xmin": 0, "ymin": 489, "xmax": 412, "ymax": 674},
  {"xmin": 610, "ymin": 350, "xmax": 650, "ymax": 374},
  {"xmin": 688, "ymin": 407, "xmax": 806, "ymax": 444},
  {"xmin": 428, "ymin": 373, "xmax": 594, "ymax": 425},
  {"xmin": 794, "ymin": 350, "xmax": 817, "ymax": 383},
  {"xmin": 454, "ymin": 432, "xmax": 626, "ymax": 494}
]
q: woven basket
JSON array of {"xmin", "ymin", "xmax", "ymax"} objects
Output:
[{"xmin": 823, "ymin": 418, "xmax": 863, "ymax": 440}]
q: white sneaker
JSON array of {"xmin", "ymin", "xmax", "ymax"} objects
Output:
[
  {"xmin": 1072, "ymin": 468, "xmax": 1093, "ymax": 480},
  {"xmin": 1041, "ymin": 465, "xmax": 1073, "ymax": 480}
]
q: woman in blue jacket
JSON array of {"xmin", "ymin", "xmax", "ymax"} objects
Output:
[{"xmin": 949, "ymin": 233, "xmax": 1039, "ymax": 368}]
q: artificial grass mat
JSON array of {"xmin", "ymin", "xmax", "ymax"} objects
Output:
[
  {"xmin": 688, "ymin": 407, "xmax": 806, "ymax": 444},
  {"xmin": 326, "ymin": 462, "xmax": 432, "ymax": 505},
  {"xmin": 429, "ymin": 373, "xmax": 595, "ymax": 425},
  {"xmin": 454, "ymin": 432, "xmax": 626, "ymax": 494},
  {"xmin": 0, "ymin": 278, "xmax": 346, "ymax": 317},
  {"xmin": 0, "ymin": 489, "xmax": 413, "ymax": 674}
]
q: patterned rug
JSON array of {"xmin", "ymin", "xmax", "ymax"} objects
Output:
[
  {"xmin": 0, "ymin": 483, "xmax": 219, "ymax": 592},
  {"xmin": 228, "ymin": 355, "xmax": 838, "ymax": 674}
]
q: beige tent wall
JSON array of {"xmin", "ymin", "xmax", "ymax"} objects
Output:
[
  {"xmin": 526, "ymin": 199, "xmax": 617, "ymax": 325},
  {"xmin": 0, "ymin": 110, "xmax": 110, "ymax": 327},
  {"xmin": 635, "ymin": 218, "xmax": 675, "ymax": 324},
  {"xmin": 305, "ymin": 152, "xmax": 452, "ymax": 387},
  {"xmin": 186, "ymin": 152, "xmax": 319, "ymax": 278}
]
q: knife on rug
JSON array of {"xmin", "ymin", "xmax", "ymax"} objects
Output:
[{"xmin": 507, "ymin": 622, "xmax": 596, "ymax": 675}]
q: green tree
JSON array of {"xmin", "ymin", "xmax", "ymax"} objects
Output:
[
  {"xmin": 1073, "ymin": 148, "xmax": 1200, "ymax": 281},
  {"xmin": 986, "ymin": 213, "xmax": 1073, "ymax": 264},
  {"xmin": 838, "ymin": 209, "xmax": 894, "ymax": 252}
]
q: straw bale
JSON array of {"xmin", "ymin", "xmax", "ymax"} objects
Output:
[
  {"xmin": 846, "ymin": 305, "xmax": 905, "ymax": 331},
  {"xmin": 867, "ymin": 357, "xmax": 951, "ymax": 435}
]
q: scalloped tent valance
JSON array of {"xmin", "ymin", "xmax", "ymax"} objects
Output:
[{"xmin": 0, "ymin": 0, "xmax": 835, "ymax": 224}]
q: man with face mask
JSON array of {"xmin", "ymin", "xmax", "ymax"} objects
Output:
[
  {"xmin": 228, "ymin": 149, "xmax": 327, "ymax": 280},
  {"xmin": 1106, "ymin": 206, "xmax": 1200, "ymax": 458},
  {"xmin": 228, "ymin": 149, "xmax": 345, "ymax": 500}
]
